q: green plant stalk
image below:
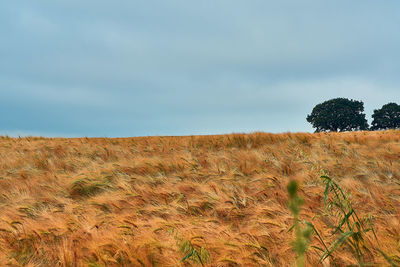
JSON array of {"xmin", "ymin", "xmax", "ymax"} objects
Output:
[
  {"xmin": 319, "ymin": 175, "xmax": 382, "ymax": 265},
  {"xmin": 287, "ymin": 180, "xmax": 312, "ymax": 267}
]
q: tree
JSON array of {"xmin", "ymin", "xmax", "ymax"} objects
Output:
[
  {"xmin": 307, "ymin": 98, "xmax": 369, "ymax": 132},
  {"xmin": 371, "ymin": 103, "xmax": 400, "ymax": 130}
]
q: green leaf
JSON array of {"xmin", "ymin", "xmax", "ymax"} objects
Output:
[
  {"xmin": 320, "ymin": 231, "xmax": 354, "ymax": 262},
  {"xmin": 182, "ymin": 250, "xmax": 194, "ymax": 262},
  {"xmin": 333, "ymin": 210, "xmax": 353, "ymax": 235}
]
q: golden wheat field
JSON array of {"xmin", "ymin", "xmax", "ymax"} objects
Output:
[{"xmin": 0, "ymin": 131, "xmax": 399, "ymax": 266}]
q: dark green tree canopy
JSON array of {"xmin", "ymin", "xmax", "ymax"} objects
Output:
[
  {"xmin": 307, "ymin": 98, "xmax": 369, "ymax": 132},
  {"xmin": 371, "ymin": 103, "xmax": 400, "ymax": 130}
]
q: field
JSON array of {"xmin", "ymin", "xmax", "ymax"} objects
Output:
[{"xmin": 0, "ymin": 131, "xmax": 399, "ymax": 266}]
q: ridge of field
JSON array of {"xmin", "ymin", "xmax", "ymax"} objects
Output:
[{"xmin": 0, "ymin": 131, "xmax": 399, "ymax": 266}]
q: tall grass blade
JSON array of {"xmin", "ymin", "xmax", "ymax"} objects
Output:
[
  {"xmin": 320, "ymin": 231, "xmax": 354, "ymax": 262},
  {"xmin": 377, "ymin": 248, "xmax": 399, "ymax": 267}
]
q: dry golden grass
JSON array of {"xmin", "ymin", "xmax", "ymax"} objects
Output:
[{"xmin": 0, "ymin": 131, "xmax": 399, "ymax": 266}]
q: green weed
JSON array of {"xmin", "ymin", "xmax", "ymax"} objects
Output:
[
  {"xmin": 166, "ymin": 227, "xmax": 210, "ymax": 266},
  {"xmin": 178, "ymin": 236, "xmax": 210, "ymax": 266},
  {"xmin": 289, "ymin": 176, "xmax": 399, "ymax": 266},
  {"xmin": 317, "ymin": 175, "xmax": 377, "ymax": 265},
  {"xmin": 287, "ymin": 180, "xmax": 313, "ymax": 267}
]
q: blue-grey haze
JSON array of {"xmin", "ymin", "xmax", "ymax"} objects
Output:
[{"xmin": 1, "ymin": 1, "xmax": 399, "ymax": 137}]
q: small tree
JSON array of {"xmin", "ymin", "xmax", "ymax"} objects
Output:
[
  {"xmin": 371, "ymin": 103, "xmax": 400, "ymax": 130},
  {"xmin": 307, "ymin": 98, "xmax": 369, "ymax": 132}
]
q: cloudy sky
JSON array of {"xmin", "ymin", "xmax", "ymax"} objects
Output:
[{"xmin": 1, "ymin": 1, "xmax": 399, "ymax": 137}]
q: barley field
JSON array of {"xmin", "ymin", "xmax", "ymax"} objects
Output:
[{"xmin": 0, "ymin": 131, "xmax": 399, "ymax": 266}]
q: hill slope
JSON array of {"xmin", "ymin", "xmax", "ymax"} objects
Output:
[{"xmin": 0, "ymin": 132, "xmax": 399, "ymax": 266}]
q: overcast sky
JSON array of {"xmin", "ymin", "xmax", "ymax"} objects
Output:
[{"xmin": 1, "ymin": 1, "xmax": 399, "ymax": 137}]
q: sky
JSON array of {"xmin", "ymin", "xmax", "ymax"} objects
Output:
[{"xmin": 1, "ymin": 1, "xmax": 400, "ymax": 137}]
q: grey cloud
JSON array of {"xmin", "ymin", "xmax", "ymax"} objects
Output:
[{"xmin": 0, "ymin": 1, "xmax": 399, "ymax": 136}]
